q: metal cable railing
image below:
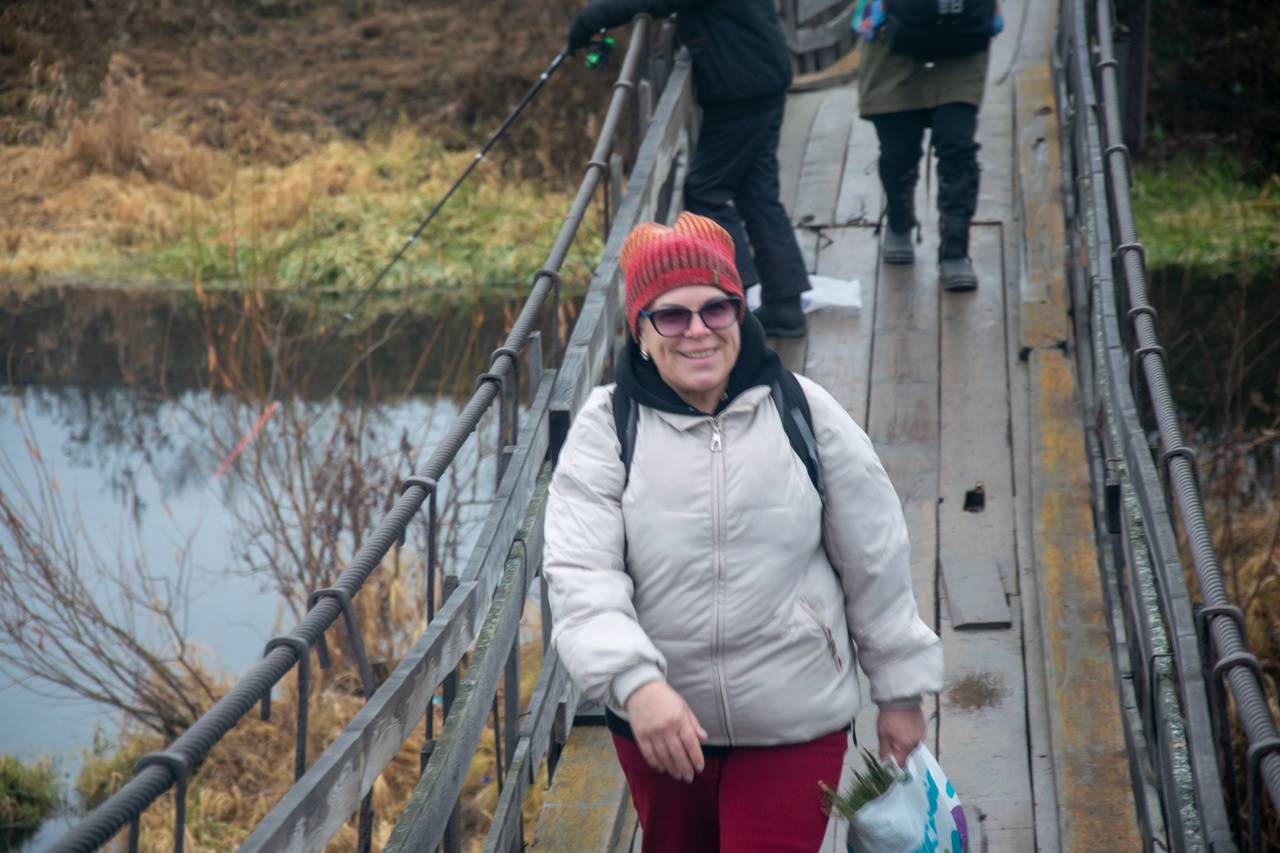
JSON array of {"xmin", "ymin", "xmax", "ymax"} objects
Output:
[
  {"xmin": 51, "ymin": 19, "xmax": 668, "ymax": 852},
  {"xmin": 1063, "ymin": 0, "xmax": 1280, "ymax": 848}
]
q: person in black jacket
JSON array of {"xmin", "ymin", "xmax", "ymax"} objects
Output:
[{"xmin": 567, "ymin": 0, "xmax": 812, "ymax": 338}]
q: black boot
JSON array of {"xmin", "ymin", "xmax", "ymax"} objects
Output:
[
  {"xmin": 882, "ymin": 226, "xmax": 915, "ymax": 264},
  {"xmin": 938, "ymin": 216, "xmax": 977, "ymax": 292},
  {"xmin": 754, "ymin": 296, "xmax": 805, "ymax": 338},
  {"xmin": 882, "ymin": 190, "xmax": 917, "ymax": 264}
]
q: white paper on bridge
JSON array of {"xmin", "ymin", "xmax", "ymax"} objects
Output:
[{"xmin": 746, "ymin": 275, "xmax": 862, "ymax": 316}]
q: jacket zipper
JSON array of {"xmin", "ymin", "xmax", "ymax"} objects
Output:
[{"xmin": 709, "ymin": 417, "xmax": 733, "ymax": 738}]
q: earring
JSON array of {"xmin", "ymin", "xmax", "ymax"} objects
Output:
[{"xmin": 640, "ymin": 349, "xmax": 651, "ymax": 361}]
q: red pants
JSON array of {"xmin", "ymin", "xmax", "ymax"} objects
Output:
[{"xmin": 612, "ymin": 729, "xmax": 848, "ymax": 853}]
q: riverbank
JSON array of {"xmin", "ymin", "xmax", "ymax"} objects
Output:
[{"xmin": 1, "ymin": 0, "xmax": 608, "ymax": 299}]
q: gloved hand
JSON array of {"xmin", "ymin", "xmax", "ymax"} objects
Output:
[{"xmin": 568, "ymin": 3, "xmax": 609, "ymax": 55}]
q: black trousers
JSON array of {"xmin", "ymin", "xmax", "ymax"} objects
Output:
[
  {"xmin": 684, "ymin": 103, "xmax": 810, "ymax": 302},
  {"xmin": 869, "ymin": 103, "xmax": 981, "ymax": 260}
]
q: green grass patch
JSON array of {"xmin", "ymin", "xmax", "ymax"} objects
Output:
[
  {"xmin": 0, "ymin": 754, "xmax": 61, "ymax": 828},
  {"xmin": 2, "ymin": 130, "xmax": 605, "ymax": 300},
  {"xmin": 1132, "ymin": 148, "xmax": 1280, "ymax": 279}
]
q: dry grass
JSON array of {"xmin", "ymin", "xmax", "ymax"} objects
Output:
[
  {"xmin": 0, "ymin": 59, "xmax": 602, "ymax": 293},
  {"xmin": 1, "ymin": 0, "xmax": 614, "ymax": 295},
  {"xmin": 1189, "ymin": 441, "xmax": 1280, "ymax": 848},
  {"xmin": 77, "ymin": 564, "xmax": 549, "ymax": 851}
]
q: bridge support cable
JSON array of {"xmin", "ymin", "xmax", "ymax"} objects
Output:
[
  {"xmin": 1094, "ymin": 0, "xmax": 1280, "ymax": 844},
  {"xmin": 1061, "ymin": 0, "xmax": 1280, "ymax": 848},
  {"xmin": 1067, "ymin": 4, "xmax": 1236, "ymax": 847}
]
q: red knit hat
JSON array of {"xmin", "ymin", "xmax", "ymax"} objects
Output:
[{"xmin": 620, "ymin": 211, "xmax": 745, "ymax": 340}]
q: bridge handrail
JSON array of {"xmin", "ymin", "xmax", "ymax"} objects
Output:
[
  {"xmin": 378, "ymin": 35, "xmax": 699, "ymax": 851},
  {"xmin": 51, "ymin": 17, "xmax": 678, "ymax": 853},
  {"xmin": 238, "ymin": 18, "xmax": 700, "ymax": 853},
  {"xmin": 1063, "ymin": 0, "xmax": 1280, "ymax": 848}
]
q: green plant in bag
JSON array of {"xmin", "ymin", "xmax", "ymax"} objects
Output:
[{"xmin": 821, "ymin": 746, "xmax": 911, "ymax": 819}]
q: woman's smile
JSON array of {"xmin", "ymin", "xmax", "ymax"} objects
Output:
[{"xmin": 638, "ymin": 284, "xmax": 742, "ymax": 413}]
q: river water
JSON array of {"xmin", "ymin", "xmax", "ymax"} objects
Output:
[{"xmin": 0, "ymin": 287, "xmax": 547, "ymax": 850}]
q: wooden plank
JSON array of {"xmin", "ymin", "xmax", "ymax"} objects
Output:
[
  {"xmin": 834, "ymin": 92, "xmax": 881, "ymax": 227},
  {"xmin": 796, "ymin": 226, "xmax": 821, "ymax": 273},
  {"xmin": 386, "ymin": 541, "xmax": 529, "ymax": 851},
  {"xmin": 935, "ymin": 222, "xmax": 1036, "ymax": 850},
  {"xmin": 1017, "ymin": 55, "xmax": 1141, "ymax": 851},
  {"xmin": 936, "ymin": 625, "xmax": 1035, "ymax": 851},
  {"xmin": 462, "ymin": 380, "xmax": 556, "ymax": 595},
  {"xmin": 550, "ymin": 289, "xmax": 612, "ymax": 421},
  {"xmin": 1029, "ymin": 346, "xmax": 1140, "ymax": 853},
  {"xmin": 790, "ymin": 44, "xmax": 861, "ymax": 93},
  {"xmin": 866, "ymin": 215, "xmax": 940, "ymax": 628},
  {"xmin": 778, "ymin": 90, "xmax": 825, "ymax": 216},
  {"xmin": 484, "ymin": 737, "xmax": 534, "ymax": 853},
  {"xmin": 858, "ymin": 218, "xmax": 940, "ymax": 852},
  {"xmin": 532, "ymin": 727, "xmax": 633, "ymax": 852},
  {"xmin": 771, "ymin": 335, "xmax": 808, "ymax": 374},
  {"xmin": 806, "ymin": 226, "xmax": 877, "ymax": 425},
  {"xmin": 1005, "ymin": 92, "xmax": 1062, "ymax": 853},
  {"xmin": 1015, "ymin": 64, "xmax": 1069, "ymax": 350},
  {"xmin": 793, "ymin": 85, "xmax": 858, "ymax": 228},
  {"xmin": 937, "ymin": 224, "xmax": 1013, "ymax": 630}
]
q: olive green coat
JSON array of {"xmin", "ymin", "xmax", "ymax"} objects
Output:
[{"xmin": 857, "ymin": 38, "xmax": 990, "ymax": 117}]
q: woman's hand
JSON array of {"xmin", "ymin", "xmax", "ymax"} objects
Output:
[
  {"xmin": 877, "ymin": 705, "xmax": 926, "ymax": 768},
  {"xmin": 624, "ymin": 681, "xmax": 708, "ymax": 781}
]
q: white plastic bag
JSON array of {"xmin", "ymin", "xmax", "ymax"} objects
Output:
[
  {"xmin": 744, "ymin": 276, "xmax": 862, "ymax": 315},
  {"xmin": 845, "ymin": 744, "xmax": 968, "ymax": 853}
]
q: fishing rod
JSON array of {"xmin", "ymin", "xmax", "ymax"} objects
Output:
[
  {"xmin": 210, "ymin": 39, "xmax": 616, "ymax": 480},
  {"xmin": 297, "ymin": 38, "xmax": 614, "ymax": 391}
]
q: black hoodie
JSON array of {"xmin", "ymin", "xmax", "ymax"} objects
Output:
[{"xmin": 614, "ymin": 311, "xmax": 782, "ymax": 416}]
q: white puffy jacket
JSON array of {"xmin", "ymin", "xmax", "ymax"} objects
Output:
[{"xmin": 543, "ymin": 376, "xmax": 943, "ymax": 746}]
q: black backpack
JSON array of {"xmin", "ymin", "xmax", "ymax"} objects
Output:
[
  {"xmin": 881, "ymin": 0, "xmax": 996, "ymax": 61},
  {"xmin": 612, "ymin": 370, "xmax": 825, "ymax": 502}
]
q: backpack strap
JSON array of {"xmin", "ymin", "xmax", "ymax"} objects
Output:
[
  {"xmin": 772, "ymin": 371, "xmax": 825, "ymax": 503},
  {"xmin": 612, "ymin": 384, "xmax": 639, "ymax": 487}
]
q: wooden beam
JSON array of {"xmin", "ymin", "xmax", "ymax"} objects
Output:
[
  {"xmin": 1016, "ymin": 59, "xmax": 1141, "ymax": 853},
  {"xmin": 793, "ymin": 86, "xmax": 858, "ymax": 228},
  {"xmin": 532, "ymin": 727, "xmax": 635, "ymax": 852},
  {"xmin": 385, "ymin": 535, "xmax": 530, "ymax": 850},
  {"xmin": 239, "ymin": 375, "xmax": 557, "ymax": 853},
  {"xmin": 834, "ymin": 94, "xmax": 881, "ymax": 227},
  {"xmin": 778, "ymin": 91, "xmax": 825, "ymax": 216},
  {"xmin": 806, "ymin": 225, "xmax": 877, "ymax": 426},
  {"xmin": 938, "ymin": 225, "xmax": 1014, "ymax": 631}
]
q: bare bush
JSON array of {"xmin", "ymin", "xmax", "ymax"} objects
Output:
[{"xmin": 0, "ymin": 404, "xmax": 222, "ymax": 737}]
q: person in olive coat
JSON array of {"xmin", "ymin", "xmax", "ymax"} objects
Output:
[{"xmin": 856, "ymin": 1, "xmax": 996, "ymax": 291}]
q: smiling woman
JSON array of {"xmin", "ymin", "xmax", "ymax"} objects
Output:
[{"xmin": 542, "ymin": 212, "xmax": 944, "ymax": 853}]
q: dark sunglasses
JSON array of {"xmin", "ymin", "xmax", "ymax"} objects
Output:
[{"xmin": 639, "ymin": 295, "xmax": 742, "ymax": 337}]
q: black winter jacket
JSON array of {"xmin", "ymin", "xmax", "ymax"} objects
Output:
[{"xmin": 573, "ymin": 0, "xmax": 793, "ymax": 115}]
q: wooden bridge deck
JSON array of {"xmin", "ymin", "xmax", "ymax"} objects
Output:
[{"xmin": 534, "ymin": 2, "xmax": 1144, "ymax": 850}]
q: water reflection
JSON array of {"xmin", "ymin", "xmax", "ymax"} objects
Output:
[{"xmin": 0, "ymin": 286, "xmax": 561, "ymax": 849}]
